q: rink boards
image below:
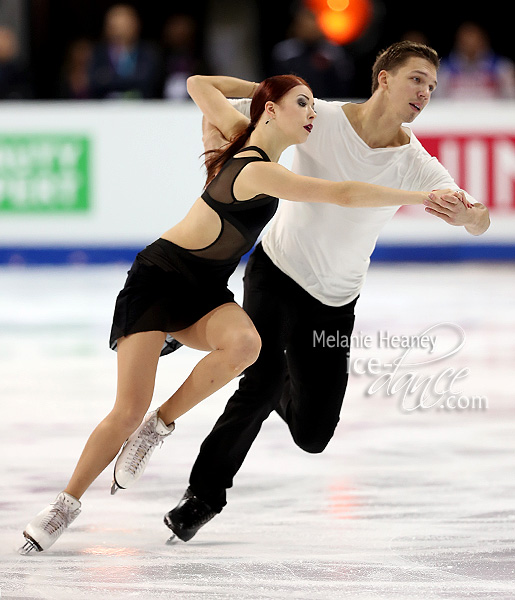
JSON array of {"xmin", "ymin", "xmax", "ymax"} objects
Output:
[{"xmin": 0, "ymin": 100, "xmax": 513, "ymax": 263}]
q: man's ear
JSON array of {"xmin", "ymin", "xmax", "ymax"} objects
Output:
[{"xmin": 377, "ymin": 69, "xmax": 389, "ymax": 90}]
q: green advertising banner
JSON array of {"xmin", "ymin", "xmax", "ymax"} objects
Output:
[{"xmin": 0, "ymin": 135, "xmax": 90, "ymax": 213}]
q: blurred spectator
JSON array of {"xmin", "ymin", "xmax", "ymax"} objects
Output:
[
  {"xmin": 59, "ymin": 38, "xmax": 93, "ymax": 99},
  {"xmin": 0, "ymin": 25, "xmax": 32, "ymax": 99},
  {"xmin": 436, "ymin": 22, "xmax": 515, "ymax": 100},
  {"xmin": 161, "ymin": 14, "xmax": 207, "ymax": 100},
  {"xmin": 270, "ymin": 7, "xmax": 354, "ymax": 99},
  {"xmin": 204, "ymin": 0, "xmax": 262, "ymax": 81},
  {"xmin": 89, "ymin": 4, "xmax": 161, "ymax": 99}
]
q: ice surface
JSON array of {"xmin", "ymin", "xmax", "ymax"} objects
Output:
[{"xmin": 1, "ymin": 263, "xmax": 514, "ymax": 599}]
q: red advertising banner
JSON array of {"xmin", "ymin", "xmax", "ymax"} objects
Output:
[{"xmin": 417, "ymin": 134, "xmax": 515, "ymax": 210}]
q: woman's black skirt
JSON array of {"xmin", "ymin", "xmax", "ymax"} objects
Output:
[{"xmin": 110, "ymin": 238, "xmax": 239, "ymax": 356}]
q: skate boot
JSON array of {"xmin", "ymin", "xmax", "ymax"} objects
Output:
[
  {"xmin": 111, "ymin": 409, "xmax": 174, "ymax": 494},
  {"xmin": 19, "ymin": 492, "xmax": 81, "ymax": 554},
  {"xmin": 164, "ymin": 487, "xmax": 218, "ymax": 542}
]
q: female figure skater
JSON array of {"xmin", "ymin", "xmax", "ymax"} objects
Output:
[{"xmin": 19, "ymin": 73, "xmax": 457, "ymax": 554}]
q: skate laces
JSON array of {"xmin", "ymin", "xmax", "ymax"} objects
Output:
[
  {"xmin": 40, "ymin": 498, "xmax": 79, "ymax": 536},
  {"xmin": 126, "ymin": 422, "xmax": 167, "ymax": 476}
]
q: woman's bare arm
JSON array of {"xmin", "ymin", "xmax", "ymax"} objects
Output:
[
  {"xmin": 187, "ymin": 75, "xmax": 257, "ymax": 141},
  {"xmin": 235, "ymin": 161, "xmax": 437, "ymax": 208},
  {"xmin": 202, "ymin": 117, "xmax": 229, "ymax": 153}
]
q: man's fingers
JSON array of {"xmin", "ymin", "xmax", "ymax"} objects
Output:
[
  {"xmin": 423, "ymin": 199, "xmax": 454, "ymax": 216},
  {"xmin": 426, "ymin": 195, "xmax": 467, "ymax": 211},
  {"xmin": 424, "ymin": 206, "xmax": 452, "ymax": 222},
  {"xmin": 431, "ymin": 194, "xmax": 459, "ymax": 207}
]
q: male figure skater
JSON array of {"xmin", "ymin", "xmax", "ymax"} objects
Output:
[{"xmin": 164, "ymin": 41, "xmax": 490, "ymax": 541}]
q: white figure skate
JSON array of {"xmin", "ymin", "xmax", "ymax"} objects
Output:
[
  {"xmin": 111, "ymin": 409, "xmax": 174, "ymax": 494},
  {"xmin": 19, "ymin": 492, "xmax": 81, "ymax": 554}
]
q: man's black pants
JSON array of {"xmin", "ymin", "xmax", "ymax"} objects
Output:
[{"xmin": 189, "ymin": 243, "xmax": 357, "ymax": 512}]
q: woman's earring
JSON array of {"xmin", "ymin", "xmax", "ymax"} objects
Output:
[{"xmin": 265, "ymin": 119, "xmax": 270, "ymax": 124}]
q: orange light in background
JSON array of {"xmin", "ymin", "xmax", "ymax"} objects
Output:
[
  {"xmin": 327, "ymin": 0, "xmax": 350, "ymax": 10},
  {"xmin": 305, "ymin": 0, "xmax": 373, "ymax": 45}
]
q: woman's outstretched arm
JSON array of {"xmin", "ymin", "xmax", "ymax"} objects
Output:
[{"xmin": 235, "ymin": 161, "xmax": 456, "ymax": 208}]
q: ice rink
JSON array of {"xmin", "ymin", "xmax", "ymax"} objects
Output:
[{"xmin": 1, "ymin": 261, "xmax": 514, "ymax": 600}]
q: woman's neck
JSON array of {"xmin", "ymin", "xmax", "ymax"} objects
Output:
[{"xmin": 246, "ymin": 127, "xmax": 289, "ymax": 163}]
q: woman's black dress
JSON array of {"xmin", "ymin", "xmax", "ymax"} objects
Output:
[{"xmin": 109, "ymin": 147, "xmax": 278, "ymax": 356}]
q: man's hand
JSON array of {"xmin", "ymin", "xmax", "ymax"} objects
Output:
[{"xmin": 424, "ymin": 189, "xmax": 490, "ymax": 235}]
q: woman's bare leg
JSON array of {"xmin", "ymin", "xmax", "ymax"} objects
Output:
[
  {"xmin": 158, "ymin": 303, "xmax": 261, "ymax": 424},
  {"xmin": 63, "ymin": 303, "xmax": 259, "ymax": 498},
  {"xmin": 63, "ymin": 331, "xmax": 165, "ymax": 499}
]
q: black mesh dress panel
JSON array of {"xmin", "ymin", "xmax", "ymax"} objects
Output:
[
  {"xmin": 110, "ymin": 146, "xmax": 279, "ymax": 356},
  {"xmin": 189, "ymin": 147, "xmax": 279, "ymax": 261}
]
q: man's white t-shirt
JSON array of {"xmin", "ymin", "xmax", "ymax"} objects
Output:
[{"xmin": 233, "ymin": 98, "xmax": 468, "ymax": 306}]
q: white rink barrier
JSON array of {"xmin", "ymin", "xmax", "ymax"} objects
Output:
[{"xmin": 0, "ymin": 100, "xmax": 513, "ymax": 263}]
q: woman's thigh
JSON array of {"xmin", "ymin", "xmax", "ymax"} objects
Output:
[
  {"xmin": 171, "ymin": 302, "xmax": 259, "ymax": 352},
  {"xmin": 114, "ymin": 330, "xmax": 167, "ymax": 419}
]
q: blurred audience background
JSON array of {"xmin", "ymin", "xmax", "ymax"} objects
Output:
[
  {"xmin": 435, "ymin": 22, "xmax": 515, "ymax": 100},
  {"xmin": 0, "ymin": 0, "xmax": 514, "ymax": 101},
  {"xmin": 88, "ymin": 4, "xmax": 160, "ymax": 99},
  {"xmin": 161, "ymin": 14, "xmax": 206, "ymax": 100},
  {"xmin": 270, "ymin": 6, "xmax": 355, "ymax": 98},
  {"xmin": 0, "ymin": 24, "xmax": 32, "ymax": 99}
]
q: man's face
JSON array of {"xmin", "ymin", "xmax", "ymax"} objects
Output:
[{"xmin": 383, "ymin": 57, "xmax": 438, "ymax": 123}]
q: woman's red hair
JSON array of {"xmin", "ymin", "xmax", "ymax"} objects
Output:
[{"xmin": 204, "ymin": 74, "xmax": 311, "ymax": 186}]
